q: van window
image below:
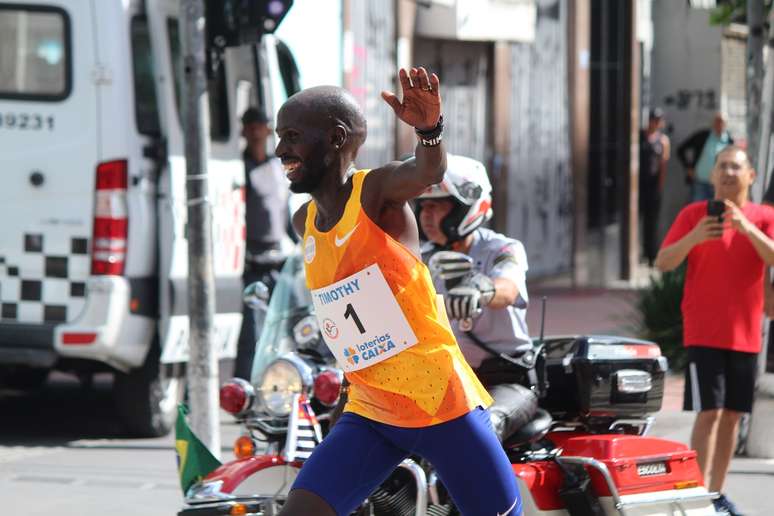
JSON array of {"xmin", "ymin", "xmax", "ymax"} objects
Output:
[
  {"xmin": 0, "ymin": 5, "xmax": 71, "ymax": 101},
  {"xmin": 167, "ymin": 19, "xmax": 230, "ymax": 142},
  {"xmin": 130, "ymin": 16, "xmax": 160, "ymax": 136}
]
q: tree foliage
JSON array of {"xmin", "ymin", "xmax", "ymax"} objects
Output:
[
  {"xmin": 635, "ymin": 266, "xmax": 687, "ymax": 371},
  {"xmin": 709, "ymin": 0, "xmax": 773, "ymax": 26}
]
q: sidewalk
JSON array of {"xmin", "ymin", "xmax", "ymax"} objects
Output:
[
  {"xmin": 525, "ymin": 286, "xmax": 640, "ymax": 338},
  {"xmin": 525, "ymin": 285, "xmax": 774, "ymax": 513}
]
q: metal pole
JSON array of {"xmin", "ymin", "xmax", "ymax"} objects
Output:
[
  {"xmin": 599, "ymin": 0, "xmax": 609, "ymax": 287},
  {"xmin": 747, "ymin": 0, "xmax": 765, "ymax": 175},
  {"xmin": 621, "ymin": 0, "xmax": 639, "ymax": 282},
  {"xmin": 180, "ymin": 0, "xmax": 220, "ymax": 457},
  {"xmin": 746, "ymin": 6, "xmax": 774, "ymax": 460},
  {"xmin": 755, "ymin": 8, "xmax": 774, "ymax": 202}
]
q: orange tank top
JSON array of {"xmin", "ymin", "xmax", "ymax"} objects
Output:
[{"xmin": 303, "ymin": 170, "xmax": 491, "ymax": 427}]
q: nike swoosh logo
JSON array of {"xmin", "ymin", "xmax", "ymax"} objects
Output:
[
  {"xmin": 497, "ymin": 499, "xmax": 519, "ymax": 516},
  {"xmin": 335, "ymin": 224, "xmax": 359, "ymax": 247}
]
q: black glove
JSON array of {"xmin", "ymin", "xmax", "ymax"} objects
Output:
[{"xmin": 446, "ymin": 273, "xmax": 495, "ymax": 320}]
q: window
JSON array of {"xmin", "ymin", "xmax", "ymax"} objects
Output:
[
  {"xmin": 0, "ymin": 5, "xmax": 71, "ymax": 100},
  {"xmin": 167, "ymin": 18, "xmax": 230, "ymax": 141},
  {"xmin": 207, "ymin": 54, "xmax": 230, "ymax": 141},
  {"xmin": 130, "ymin": 16, "xmax": 161, "ymax": 136}
]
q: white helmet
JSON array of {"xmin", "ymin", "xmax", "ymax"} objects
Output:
[{"xmin": 416, "ymin": 154, "xmax": 493, "ymax": 243}]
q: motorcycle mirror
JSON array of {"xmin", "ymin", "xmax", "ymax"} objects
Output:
[
  {"xmin": 243, "ymin": 281, "xmax": 270, "ymax": 309},
  {"xmin": 427, "ymin": 251, "xmax": 474, "ymax": 282}
]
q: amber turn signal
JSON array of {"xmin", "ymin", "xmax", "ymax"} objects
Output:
[
  {"xmin": 229, "ymin": 503, "xmax": 248, "ymax": 515},
  {"xmin": 233, "ymin": 435, "xmax": 256, "ymax": 459}
]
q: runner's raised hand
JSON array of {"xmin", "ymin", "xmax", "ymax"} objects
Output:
[{"xmin": 381, "ymin": 67, "xmax": 441, "ymax": 131}]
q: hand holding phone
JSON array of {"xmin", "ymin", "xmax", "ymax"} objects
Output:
[
  {"xmin": 688, "ymin": 200, "xmax": 726, "ymax": 244},
  {"xmin": 707, "ymin": 199, "xmax": 725, "ymax": 223}
]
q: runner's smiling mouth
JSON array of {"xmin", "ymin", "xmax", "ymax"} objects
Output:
[{"xmin": 282, "ymin": 159, "xmax": 302, "ymax": 179}]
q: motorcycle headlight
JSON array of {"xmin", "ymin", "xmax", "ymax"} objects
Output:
[{"xmin": 257, "ymin": 354, "xmax": 313, "ymax": 417}]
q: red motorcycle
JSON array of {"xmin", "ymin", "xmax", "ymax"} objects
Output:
[{"xmin": 178, "ymin": 254, "xmax": 718, "ymax": 516}]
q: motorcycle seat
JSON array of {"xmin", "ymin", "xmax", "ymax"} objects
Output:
[
  {"xmin": 487, "ymin": 383, "xmax": 539, "ymax": 444},
  {"xmin": 502, "ymin": 408, "xmax": 553, "ymax": 449}
]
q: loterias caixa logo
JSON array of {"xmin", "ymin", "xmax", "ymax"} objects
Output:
[{"xmin": 343, "ymin": 334, "xmax": 397, "ymax": 367}]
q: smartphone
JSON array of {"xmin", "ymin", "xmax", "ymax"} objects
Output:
[{"xmin": 707, "ymin": 200, "xmax": 725, "ymax": 222}]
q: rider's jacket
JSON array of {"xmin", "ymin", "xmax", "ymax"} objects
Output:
[
  {"xmin": 303, "ymin": 170, "xmax": 491, "ymax": 427},
  {"xmin": 423, "ymin": 229, "xmax": 531, "ymax": 368}
]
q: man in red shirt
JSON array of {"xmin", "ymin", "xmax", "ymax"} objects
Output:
[{"xmin": 656, "ymin": 145, "xmax": 774, "ymax": 515}]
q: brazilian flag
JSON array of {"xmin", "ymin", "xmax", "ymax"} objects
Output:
[{"xmin": 175, "ymin": 404, "xmax": 222, "ymax": 495}]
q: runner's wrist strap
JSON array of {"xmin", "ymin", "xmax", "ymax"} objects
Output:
[{"xmin": 415, "ymin": 115, "xmax": 444, "ymax": 147}]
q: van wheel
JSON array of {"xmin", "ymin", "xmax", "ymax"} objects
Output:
[
  {"xmin": 0, "ymin": 367, "xmax": 49, "ymax": 391},
  {"xmin": 113, "ymin": 342, "xmax": 184, "ymax": 437}
]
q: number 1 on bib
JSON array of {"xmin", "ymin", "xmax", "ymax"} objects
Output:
[{"xmin": 344, "ymin": 303, "xmax": 366, "ymax": 334}]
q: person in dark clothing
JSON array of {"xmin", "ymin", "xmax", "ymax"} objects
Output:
[
  {"xmin": 639, "ymin": 108, "xmax": 671, "ymax": 266},
  {"xmin": 235, "ymin": 107, "xmax": 294, "ymax": 380},
  {"xmin": 676, "ymin": 112, "xmax": 733, "ymax": 202}
]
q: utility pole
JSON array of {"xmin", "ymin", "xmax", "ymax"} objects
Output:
[
  {"xmin": 180, "ymin": 0, "xmax": 220, "ymax": 457},
  {"xmin": 755, "ymin": 7, "xmax": 774, "ymax": 202},
  {"xmin": 747, "ymin": 0, "xmax": 766, "ymax": 175},
  {"xmin": 747, "ymin": 4, "xmax": 774, "ymax": 460}
]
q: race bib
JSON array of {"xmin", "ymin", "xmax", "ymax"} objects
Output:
[{"xmin": 310, "ymin": 264, "xmax": 418, "ymax": 372}]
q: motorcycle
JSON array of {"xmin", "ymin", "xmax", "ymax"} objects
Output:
[{"xmin": 178, "ymin": 252, "xmax": 719, "ymax": 516}]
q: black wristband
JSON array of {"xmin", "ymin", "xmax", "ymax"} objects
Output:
[{"xmin": 415, "ymin": 115, "xmax": 444, "ymax": 147}]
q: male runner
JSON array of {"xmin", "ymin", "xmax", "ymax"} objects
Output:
[{"xmin": 275, "ymin": 68, "xmax": 521, "ymax": 515}]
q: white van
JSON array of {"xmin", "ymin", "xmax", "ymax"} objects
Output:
[{"xmin": 0, "ymin": 0, "xmax": 300, "ymax": 436}]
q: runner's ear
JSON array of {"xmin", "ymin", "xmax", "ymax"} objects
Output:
[{"xmin": 330, "ymin": 124, "xmax": 348, "ymax": 150}]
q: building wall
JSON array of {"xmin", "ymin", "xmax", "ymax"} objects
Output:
[
  {"xmin": 346, "ymin": 0, "xmax": 397, "ymax": 169},
  {"xmin": 507, "ymin": 0, "xmax": 572, "ymax": 277},
  {"xmin": 413, "ymin": 39, "xmax": 490, "ymax": 164},
  {"xmin": 650, "ymin": 2, "xmax": 723, "ymax": 239}
]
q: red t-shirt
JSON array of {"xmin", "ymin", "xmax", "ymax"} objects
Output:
[{"xmin": 661, "ymin": 201, "xmax": 774, "ymax": 353}]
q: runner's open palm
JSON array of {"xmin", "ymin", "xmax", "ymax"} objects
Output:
[{"xmin": 381, "ymin": 67, "xmax": 441, "ymax": 131}]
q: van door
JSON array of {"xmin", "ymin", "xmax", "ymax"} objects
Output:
[
  {"xmin": 146, "ymin": 1, "xmax": 244, "ymax": 364},
  {"xmin": 145, "ymin": 0, "xmax": 190, "ymax": 363},
  {"xmin": 0, "ymin": 3, "xmax": 98, "ymax": 337}
]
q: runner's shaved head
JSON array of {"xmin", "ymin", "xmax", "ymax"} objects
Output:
[{"xmin": 281, "ymin": 86, "xmax": 367, "ymax": 148}]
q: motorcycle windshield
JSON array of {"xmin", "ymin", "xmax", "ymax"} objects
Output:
[{"xmin": 249, "ymin": 253, "xmax": 324, "ymax": 383}]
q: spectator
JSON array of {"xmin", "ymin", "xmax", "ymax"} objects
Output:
[
  {"xmin": 235, "ymin": 107, "xmax": 293, "ymax": 380},
  {"xmin": 639, "ymin": 108, "xmax": 670, "ymax": 266},
  {"xmin": 676, "ymin": 112, "xmax": 733, "ymax": 202},
  {"xmin": 655, "ymin": 145, "xmax": 774, "ymax": 516}
]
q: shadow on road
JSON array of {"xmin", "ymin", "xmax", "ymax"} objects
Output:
[{"xmin": 0, "ymin": 372, "xmax": 128, "ymax": 446}]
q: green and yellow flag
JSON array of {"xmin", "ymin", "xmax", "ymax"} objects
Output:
[{"xmin": 175, "ymin": 404, "xmax": 222, "ymax": 495}]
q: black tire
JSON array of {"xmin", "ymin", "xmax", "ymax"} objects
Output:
[
  {"xmin": 0, "ymin": 367, "xmax": 49, "ymax": 391},
  {"xmin": 113, "ymin": 341, "xmax": 184, "ymax": 437}
]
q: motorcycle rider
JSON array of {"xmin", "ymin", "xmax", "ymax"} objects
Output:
[{"xmin": 416, "ymin": 154, "xmax": 538, "ymax": 442}]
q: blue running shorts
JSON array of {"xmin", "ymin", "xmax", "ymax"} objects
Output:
[{"xmin": 291, "ymin": 407, "xmax": 522, "ymax": 516}]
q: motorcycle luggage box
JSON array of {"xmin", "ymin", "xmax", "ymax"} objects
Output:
[
  {"xmin": 541, "ymin": 336, "xmax": 667, "ymax": 420},
  {"xmin": 550, "ymin": 432, "xmax": 705, "ymax": 496}
]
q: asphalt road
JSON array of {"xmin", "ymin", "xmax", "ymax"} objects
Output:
[
  {"xmin": 0, "ymin": 372, "xmax": 240, "ymax": 516},
  {"xmin": 2, "ymin": 373, "xmax": 773, "ymax": 515}
]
